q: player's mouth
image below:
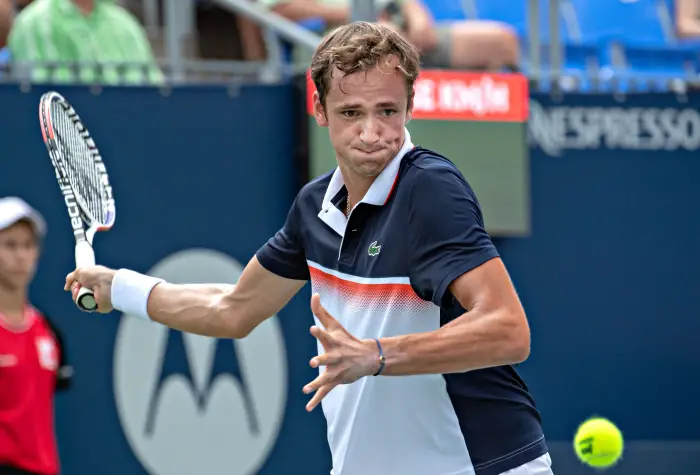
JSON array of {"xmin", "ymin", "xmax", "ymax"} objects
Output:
[{"xmin": 354, "ymin": 147, "xmax": 384, "ymax": 154}]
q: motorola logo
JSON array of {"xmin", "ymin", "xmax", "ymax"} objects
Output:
[{"xmin": 113, "ymin": 249, "xmax": 288, "ymax": 475}]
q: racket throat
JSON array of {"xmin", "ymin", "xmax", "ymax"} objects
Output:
[{"xmin": 83, "ymin": 226, "xmax": 98, "ymax": 245}]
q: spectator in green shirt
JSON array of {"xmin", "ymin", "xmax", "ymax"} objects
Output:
[{"xmin": 8, "ymin": 0, "xmax": 163, "ymax": 85}]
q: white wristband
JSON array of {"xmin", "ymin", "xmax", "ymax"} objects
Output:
[{"xmin": 111, "ymin": 269, "xmax": 164, "ymax": 320}]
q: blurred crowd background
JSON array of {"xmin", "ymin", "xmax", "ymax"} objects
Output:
[{"xmin": 0, "ymin": 0, "xmax": 699, "ymax": 87}]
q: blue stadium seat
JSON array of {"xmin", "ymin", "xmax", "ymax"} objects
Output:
[
  {"xmin": 298, "ymin": 17, "xmax": 326, "ymax": 32},
  {"xmin": 473, "ymin": 0, "xmax": 527, "ymax": 35},
  {"xmin": 626, "ymin": 44, "xmax": 697, "ymax": 73},
  {"xmin": 570, "ymin": 0, "xmax": 666, "ymax": 45},
  {"xmin": 421, "ymin": 0, "xmax": 467, "ymax": 22},
  {"xmin": 565, "ymin": 0, "xmax": 694, "ymax": 90}
]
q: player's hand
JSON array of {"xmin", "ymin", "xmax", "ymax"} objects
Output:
[
  {"xmin": 303, "ymin": 294, "xmax": 380, "ymax": 412},
  {"xmin": 64, "ymin": 265, "xmax": 117, "ymax": 313}
]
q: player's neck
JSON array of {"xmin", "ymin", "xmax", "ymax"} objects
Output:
[
  {"xmin": 340, "ymin": 171, "xmax": 375, "ymax": 210},
  {"xmin": 0, "ymin": 286, "xmax": 27, "ymax": 323},
  {"xmin": 72, "ymin": 0, "xmax": 95, "ymax": 15}
]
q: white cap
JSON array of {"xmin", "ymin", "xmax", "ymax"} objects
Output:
[{"xmin": 0, "ymin": 197, "xmax": 47, "ymax": 237}]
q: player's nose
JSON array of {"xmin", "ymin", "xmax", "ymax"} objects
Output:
[{"xmin": 358, "ymin": 120, "xmax": 380, "ymax": 144}]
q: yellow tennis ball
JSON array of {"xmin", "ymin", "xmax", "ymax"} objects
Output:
[{"xmin": 574, "ymin": 417, "xmax": 624, "ymax": 469}]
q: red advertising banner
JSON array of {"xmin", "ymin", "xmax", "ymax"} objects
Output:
[{"xmin": 306, "ymin": 70, "xmax": 528, "ymax": 122}]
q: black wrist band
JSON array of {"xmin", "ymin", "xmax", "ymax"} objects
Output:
[{"xmin": 372, "ymin": 337, "xmax": 386, "ymax": 376}]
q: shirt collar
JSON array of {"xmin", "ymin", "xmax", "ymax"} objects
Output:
[{"xmin": 318, "ymin": 128, "xmax": 414, "ymax": 236}]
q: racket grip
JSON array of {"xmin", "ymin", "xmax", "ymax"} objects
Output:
[
  {"xmin": 75, "ymin": 240, "xmax": 95, "ymax": 268},
  {"xmin": 74, "ymin": 240, "xmax": 98, "ymax": 312}
]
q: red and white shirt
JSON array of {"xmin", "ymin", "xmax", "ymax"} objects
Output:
[{"xmin": 0, "ymin": 306, "xmax": 62, "ymax": 475}]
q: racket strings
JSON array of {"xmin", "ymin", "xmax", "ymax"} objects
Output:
[{"xmin": 52, "ymin": 103, "xmax": 107, "ymax": 224}]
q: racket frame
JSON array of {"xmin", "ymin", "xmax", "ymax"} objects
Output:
[{"xmin": 39, "ymin": 91, "xmax": 116, "ymax": 312}]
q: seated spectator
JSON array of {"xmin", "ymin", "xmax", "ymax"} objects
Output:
[
  {"xmin": 195, "ymin": 0, "xmax": 267, "ymax": 61},
  {"xmin": 264, "ymin": 0, "xmax": 519, "ymax": 70},
  {"xmin": 8, "ymin": 0, "xmax": 163, "ymax": 85},
  {"xmin": 0, "ymin": 0, "xmax": 11, "ymax": 49},
  {"xmin": 676, "ymin": 0, "xmax": 700, "ymax": 38}
]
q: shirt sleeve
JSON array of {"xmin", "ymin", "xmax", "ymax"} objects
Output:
[
  {"xmin": 256, "ymin": 195, "xmax": 310, "ymax": 281},
  {"xmin": 407, "ymin": 165, "xmax": 500, "ymax": 308}
]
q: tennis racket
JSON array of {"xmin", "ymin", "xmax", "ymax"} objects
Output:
[{"xmin": 39, "ymin": 91, "xmax": 116, "ymax": 312}]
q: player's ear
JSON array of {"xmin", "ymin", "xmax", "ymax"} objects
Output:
[
  {"xmin": 313, "ymin": 91, "xmax": 329, "ymax": 127},
  {"xmin": 406, "ymin": 93, "xmax": 414, "ymax": 123}
]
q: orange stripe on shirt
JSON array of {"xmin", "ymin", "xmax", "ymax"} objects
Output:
[{"xmin": 308, "ymin": 266, "xmax": 425, "ymax": 304}]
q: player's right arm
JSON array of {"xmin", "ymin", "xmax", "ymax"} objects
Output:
[
  {"xmin": 66, "ymin": 194, "xmax": 311, "ymax": 339},
  {"xmin": 66, "ymin": 257, "xmax": 304, "ymax": 338},
  {"xmin": 147, "ymin": 257, "xmax": 304, "ymax": 337}
]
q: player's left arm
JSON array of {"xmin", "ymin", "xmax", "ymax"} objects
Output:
[
  {"xmin": 380, "ymin": 165, "xmax": 530, "ymax": 376},
  {"xmin": 381, "ymin": 258, "xmax": 530, "ymax": 375}
]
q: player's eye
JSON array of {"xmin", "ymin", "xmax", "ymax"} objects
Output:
[
  {"xmin": 341, "ymin": 110, "xmax": 358, "ymax": 118},
  {"xmin": 382, "ymin": 109, "xmax": 397, "ymax": 116}
]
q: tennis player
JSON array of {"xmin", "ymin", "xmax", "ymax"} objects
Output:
[{"xmin": 65, "ymin": 22, "xmax": 552, "ymax": 475}]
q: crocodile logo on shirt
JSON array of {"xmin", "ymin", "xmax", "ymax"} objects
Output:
[{"xmin": 368, "ymin": 241, "xmax": 381, "ymax": 256}]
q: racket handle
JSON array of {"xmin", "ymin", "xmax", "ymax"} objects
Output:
[
  {"xmin": 74, "ymin": 240, "xmax": 98, "ymax": 312},
  {"xmin": 76, "ymin": 286, "xmax": 98, "ymax": 312}
]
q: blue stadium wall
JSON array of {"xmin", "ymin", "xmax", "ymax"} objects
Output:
[{"xmin": 0, "ymin": 85, "xmax": 697, "ymax": 475}]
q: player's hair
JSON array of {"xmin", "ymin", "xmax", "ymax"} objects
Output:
[{"xmin": 310, "ymin": 21, "xmax": 421, "ymax": 110}]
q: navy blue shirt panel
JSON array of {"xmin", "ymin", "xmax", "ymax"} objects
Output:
[
  {"xmin": 404, "ymin": 157, "xmax": 500, "ymax": 307},
  {"xmin": 446, "ymin": 368, "xmax": 547, "ymax": 475},
  {"xmin": 256, "ymin": 192, "xmax": 312, "ymax": 281}
]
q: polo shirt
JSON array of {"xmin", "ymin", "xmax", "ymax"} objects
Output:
[
  {"xmin": 8, "ymin": 0, "xmax": 162, "ymax": 85},
  {"xmin": 256, "ymin": 129, "xmax": 547, "ymax": 475}
]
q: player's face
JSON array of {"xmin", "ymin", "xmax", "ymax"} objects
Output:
[
  {"xmin": 0, "ymin": 222, "xmax": 39, "ymax": 291},
  {"xmin": 314, "ymin": 59, "xmax": 412, "ymax": 178}
]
